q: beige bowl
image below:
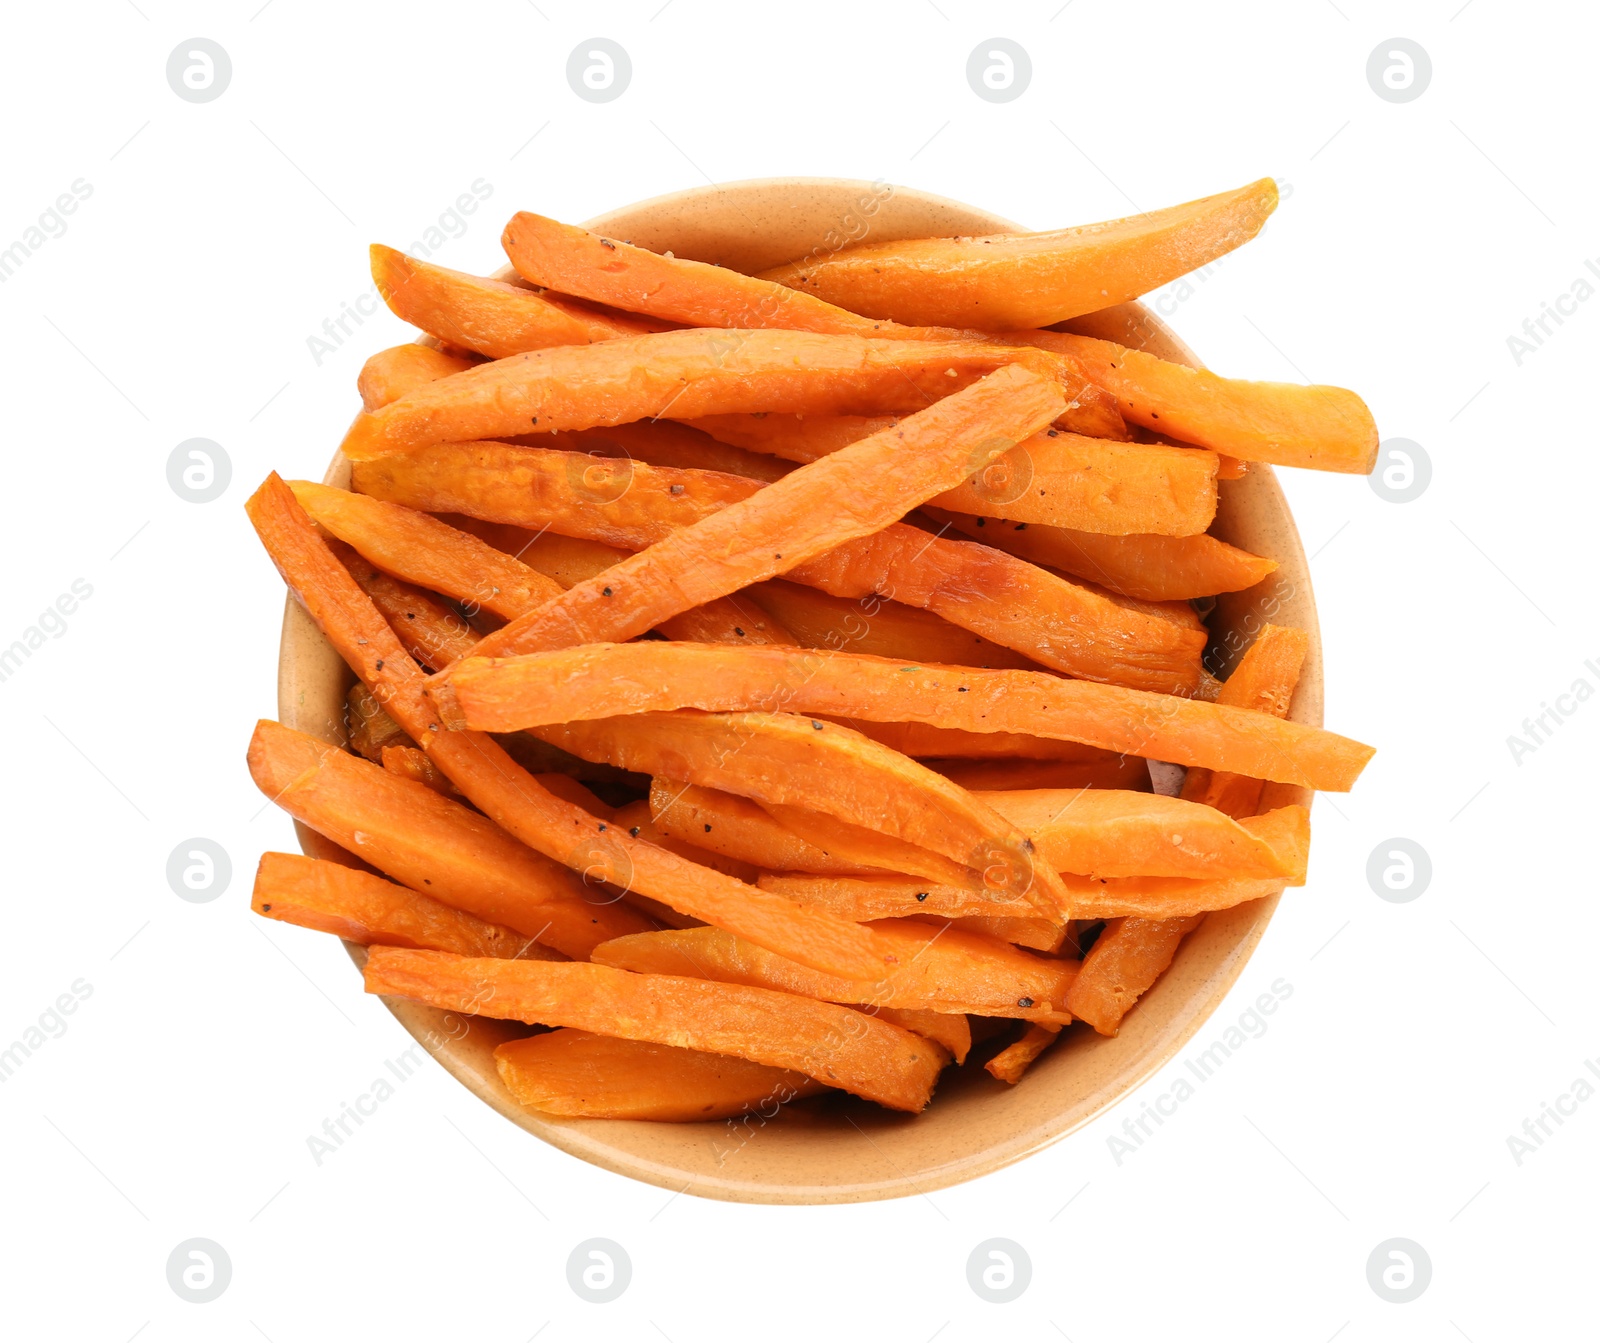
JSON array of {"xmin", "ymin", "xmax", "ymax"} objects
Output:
[{"xmin": 275, "ymin": 178, "xmax": 1321, "ymax": 1204}]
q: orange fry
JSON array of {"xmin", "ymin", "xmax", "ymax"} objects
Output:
[
  {"xmin": 252, "ymin": 851, "xmax": 554, "ymax": 960},
  {"xmin": 1027, "ymin": 331, "xmax": 1379, "ymax": 475},
  {"xmin": 926, "ymin": 508, "xmax": 1277, "ymax": 603},
  {"xmin": 982, "ymin": 788, "xmax": 1310, "ymax": 882},
  {"xmin": 757, "ymin": 178, "xmax": 1279, "ymax": 330},
  {"xmin": 293, "ymin": 480, "xmax": 562, "ymax": 619},
  {"xmin": 371, "ymin": 244, "xmax": 664, "ymax": 358},
  {"xmin": 339, "ymin": 328, "xmax": 1074, "ymax": 460},
  {"xmin": 1066, "ymin": 915, "xmax": 1205, "ymax": 1036},
  {"xmin": 364, "ymin": 947, "xmax": 946, "ymax": 1112},
  {"xmin": 985, "ymin": 1023, "xmax": 1062, "ymax": 1084},
  {"xmin": 430, "ymin": 641, "xmax": 1372, "ymax": 791},
  {"xmin": 357, "ymin": 343, "xmax": 479, "ymax": 412},
  {"xmin": 494, "ymin": 1029, "xmax": 829, "ymax": 1120}
]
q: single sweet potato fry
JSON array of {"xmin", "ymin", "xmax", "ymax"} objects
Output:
[
  {"xmin": 352, "ymin": 442, "xmax": 1206, "ymax": 692},
  {"xmin": 926, "ymin": 507, "xmax": 1277, "ymax": 602},
  {"xmin": 363, "ymin": 947, "xmax": 946, "ymax": 1112},
  {"xmin": 1025, "ymin": 331, "xmax": 1379, "ymax": 474},
  {"xmin": 1066, "ymin": 915, "xmax": 1205, "ymax": 1035},
  {"xmin": 252, "ymin": 851, "xmax": 555, "ymax": 960},
  {"xmin": 428, "ymin": 641, "xmax": 1372, "ymax": 790},
  {"xmin": 371, "ymin": 244, "xmax": 662, "ymax": 358},
  {"xmin": 246, "ymin": 719, "xmax": 648, "ymax": 958},
  {"xmin": 591, "ymin": 922, "xmax": 1077, "ymax": 1023},
  {"xmin": 458, "ymin": 365, "xmax": 1067, "ymax": 663},
  {"xmin": 293, "ymin": 481, "xmax": 562, "ymax": 620},
  {"xmin": 494, "ymin": 1028, "xmax": 829, "ymax": 1120},
  {"xmin": 985, "ymin": 1023, "xmax": 1062, "ymax": 1085},
  {"xmin": 649, "ymin": 780, "xmax": 888, "ymax": 878},
  {"xmin": 982, "ymin": 788, "xmax": 1309, "ymax": 881},
  {"xmin": 1182, "ymin": 624, "xmax": 1311, "ymax": 819},
  {"xmin": 339, "ymin": 328, "xmax": 1074, "ymax": 460},
  {"xmin": 528, "ymin": 711, "xmax": 1066, "ymax": 913},
  {"xmin": 246, "ymin": 473, "xmax": 892, "ymax": 981},
  {"xmin": 756, "ymin": 178, "xmax": 1279, "ymax": 329},
  {"xmin": 743, "ymin": 580, "xmax": 1038, "ymax": 671},
  {"xmin": 358, "ymin": 344, "xmax": 479, "ymax": 412}
]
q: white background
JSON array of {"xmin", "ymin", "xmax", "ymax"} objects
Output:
[{"xmin": 1, "ymin": 2, "xmax": 1594, "ymax": 1339}]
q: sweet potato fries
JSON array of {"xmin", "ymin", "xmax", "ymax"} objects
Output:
[{"xmin": 246, "ymin": 177, "xmax": 1375, "ymax": 1124}]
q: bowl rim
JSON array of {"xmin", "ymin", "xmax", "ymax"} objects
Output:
[{"xmin": 274, "ymin": 176, "xmax": 1321, "ymax": 1204}]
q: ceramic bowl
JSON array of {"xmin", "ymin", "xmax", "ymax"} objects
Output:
[{"xmin": 275, "ymin": 178, "xmax": 1321, "ymax": 1204}]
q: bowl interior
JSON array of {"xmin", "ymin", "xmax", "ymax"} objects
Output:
[{"xmin": 275, "ymin": 178, "xmax": 1322, "ymax": 1204}]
